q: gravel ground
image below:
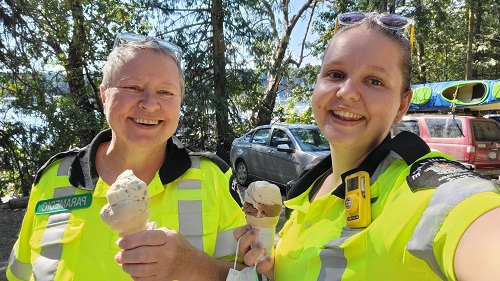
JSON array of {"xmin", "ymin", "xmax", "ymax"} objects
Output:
[{"xmin": 0, "ymin": 205, "xmax": 26, "ymax": 281}]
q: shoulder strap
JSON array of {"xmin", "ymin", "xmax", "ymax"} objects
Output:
[
  {"xmin": 188, "ymin": 151, "xmax": 230, "ymax": 173},
  {"xmin": 34, "ymin": 148, "xmax": 81, "ymax": 184}
]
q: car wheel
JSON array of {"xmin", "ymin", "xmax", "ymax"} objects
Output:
[{"xmin": 236, "ymin": 160, "xmax": 251, "ymax": 186}]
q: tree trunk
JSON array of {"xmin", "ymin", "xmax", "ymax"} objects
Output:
[
  {"xmin": 255, "ymin": 0, "xmax": 316, "ymax": 126},
  {"xmin": 472, "ymin": 0, "xmax": 482, "ymax": 78},
  {"xmin": 67, "ymin": 0, "xmax": 100, "ymax": 146},
  {"xmin": 211, "ymin": 0, "xmax": 233, "ymax": 163},
  {"xmin": 465, "ymin": 0, "xmax": 475, "ymax": 80},
  {"xmin": 257, "ymin": 71, "xmax": 282, "ymax": 125},
  {"xmin": 417, "ymin": 41, "xmax": 427, "ymax": 84}
]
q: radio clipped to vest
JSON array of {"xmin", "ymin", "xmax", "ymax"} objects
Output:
[{"xmin": 344, "ymin": 171, "xmax": 371, "ymax": 228}]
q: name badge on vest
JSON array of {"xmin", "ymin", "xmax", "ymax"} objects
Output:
[{"xmin": 35, "ymin": 193, "xmax": 92, "ymax": 215}]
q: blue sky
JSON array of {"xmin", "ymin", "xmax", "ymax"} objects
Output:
[{"xmin": 288, "ymin": 5, "xmax": 321, "ymax": 66}]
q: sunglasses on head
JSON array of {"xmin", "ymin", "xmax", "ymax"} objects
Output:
[
  {"xmin": 113, "ymin": 32, "xmax": 183, "ymax": 62},
  {"xmin": 334, "ymin": 12, "xmax": 414, "ymax": 57}
]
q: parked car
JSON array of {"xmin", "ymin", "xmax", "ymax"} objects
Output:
[
  {"xmin": 396, "ymin": 114, "xmax": 500, "ymax": 178},
  {"xmin": 230, "ymin": 124, "xmax": 330, "ymax": 188},
  {"xmin": 483, "ymin": 114, "xmax": 500, "ymax": 124}
]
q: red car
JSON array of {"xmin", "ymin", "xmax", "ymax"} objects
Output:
[{"xmin": 397, "ymin": 114, "xmax": 500, "ymax": 178}]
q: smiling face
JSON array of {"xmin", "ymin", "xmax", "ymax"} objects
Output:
[
  {"xmin": 312, "ymin": 23, "xmax": 411, "ymax": 153},
  {"xmin": 100, "ymin": 48, "xmax": 182, "ymax": 149}
]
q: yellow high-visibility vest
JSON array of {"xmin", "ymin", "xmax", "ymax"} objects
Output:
[
  {"xmin": 276, "ymin": 132, "xmax": 500, "ymax": 281},
  {"xmin": 8, "ymin": 132, "xmax": 245, "ymax": 281}
]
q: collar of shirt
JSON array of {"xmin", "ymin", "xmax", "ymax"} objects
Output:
[
  {"xmin": 287, "ymin": 132, "xmax": 430, "ymax": 200},
  {"xmin": 67, "ymin": 129, "xmax": 191, "ymax": 191}
]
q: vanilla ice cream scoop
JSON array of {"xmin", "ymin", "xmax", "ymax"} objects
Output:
[{"xmin": 100, "ymin": 170, "xmax": 150, "ymax": 237}]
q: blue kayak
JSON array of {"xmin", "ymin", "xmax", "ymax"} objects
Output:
[{"xmin": 409, "ymin": 80, "xmax": 500, "ymax": 112}]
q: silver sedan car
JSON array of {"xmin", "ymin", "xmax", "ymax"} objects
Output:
[{"xmin": 230, "ymin": 124, "xmax": 330, "ymax": 188}]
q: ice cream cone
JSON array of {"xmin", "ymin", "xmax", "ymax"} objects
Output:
[
  {"xmin": 253, "ymin": 225, "xmax": 276, "ymax": 259},
  {"xmin": 246, "ymin": 214, "xmax": 280, "ymax": 228},
  {"xmin": 243, "ymin": 181, "xmax": 283, "ymax": 260},
  {"xmin": 100, "ymin": 202, "xmax": 150, "ymax": 237}
]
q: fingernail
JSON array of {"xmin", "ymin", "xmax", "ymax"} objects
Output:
[{"xmin": 118, "ymin": 240, "xmax": 127, "ymax": 248}]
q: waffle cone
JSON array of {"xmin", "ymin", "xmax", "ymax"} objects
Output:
[
  {"xmin": 246, "ymin": 215, "xmax": 279, "ymax": 227},
  {"xmin": 116, "ymin": 210, "xmax": 149, "ymax": 237}
]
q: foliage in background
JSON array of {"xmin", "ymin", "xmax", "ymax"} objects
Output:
[
  {"xmin": 0, "ymin": 0, "xmax": 150, "ymax": 196},
  {"xmin": 146, "ymin": 0, "xmax": 323, "ymax": 161},
  {"xmin": 0, "ymin": 0, "xmax": 499, "ymax": 197},
  {"xmin": 311, "ymin": 0, "xmax": 500, "ymax": 82}
]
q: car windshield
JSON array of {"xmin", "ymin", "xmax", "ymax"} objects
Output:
[
  {"xmin": 424, "ymin": 118, "xmax": 465, "ymax": 138},
  {"xmin": 289, "ymin": 128, "xmax": 330, "ymax": 152}
]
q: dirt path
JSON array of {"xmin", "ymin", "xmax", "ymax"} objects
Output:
[{"xmin": 0, "ymin": 206, "xmax": 25, "ymax": 281}]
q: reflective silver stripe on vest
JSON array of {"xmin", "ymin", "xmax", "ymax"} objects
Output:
[
  {"xmin": 318, "ymin": 154, "xmax": 400, "ymax": 280},
  {"xmin": 33, "ymin": 241, "xmax": 64, "ymax": 280},
  {"xmin": 373, "ymin": 151, "xmax": 401, "ymax": 182},
  {"xmin": 190, "ymin": 156, "xmax": 201, "ymax": 169},
  {"xmin": 9, "ymin": 156, "xmax": 77, "ymax": 280},
  {"xmin": 213, "ymin": 228, "xmax": 239, "ymax": 258},
  {"xmin": 57, "ymin": 155, "xmax": 75, "ymax": 176},
  {"xmin": 407, "ymin": 177, "xmax": 498, "ymax": 279},
  {"xmin": 179, "ymin": 200, "xmax": 203, "ymax": 249},
  {"xmin": 54, "ymin": 186, "xmax": 76, "ymax": 198},
  {"xmin": 178, "ymin": 158, "xmax": 204, "ymax": 250},
  {"xmin": 178, "ymin": 179, "xmax": 202, "ymax": 190},
  {"xmin": 33, "ymin": 193, "xmax": 74, "ymax": 280},
  {"xmin": 8, "ymin": 247, "xmax": 32, "ymax": 280},
  {"xmin": 318, "ymin": 227, "xmax": 362, "ymax": 280},
  {"xmin": 32, "ymin": 178, "xmax": 76, "ymax": 280}
]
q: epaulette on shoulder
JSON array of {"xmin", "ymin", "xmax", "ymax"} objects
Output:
[
  {"xmin": 407, "ymin": 156, "xmax": 484, "ymax": 192},
  {"xmin": 34, "ymin": 148, "xmax": 81, "ymax": 184},
  {"xmin": 189, "ymin": 151, "xmax": 230, "ymax": 173}
]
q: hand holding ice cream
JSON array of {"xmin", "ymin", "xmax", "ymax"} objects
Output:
[{"xmin": 100, "ymin": 170, "xmax": 151, "ymax": 237}]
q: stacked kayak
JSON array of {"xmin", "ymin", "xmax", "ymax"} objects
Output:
[{"xmin": 409, "ymin": 80, "xmax": 500, "ymax": 112}]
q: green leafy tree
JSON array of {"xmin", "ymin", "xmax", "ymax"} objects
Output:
[
  {"xmin": 2, "ymin": 0, "xmax": 499, "ymax": 198},
  {"xmin": 147, "ymin": 0, "xmax": 325, "ymax": 162},
  {"xmin": 0, "ymin": 0, "xmax": 150, "ymax": 196},
  {"xmin": 310, "ymin": 0, "xmax": 499, "ymax": 84},
  {"xmin": 251, "ymin": 0, "xmax": 323, "ymax": 126}
]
